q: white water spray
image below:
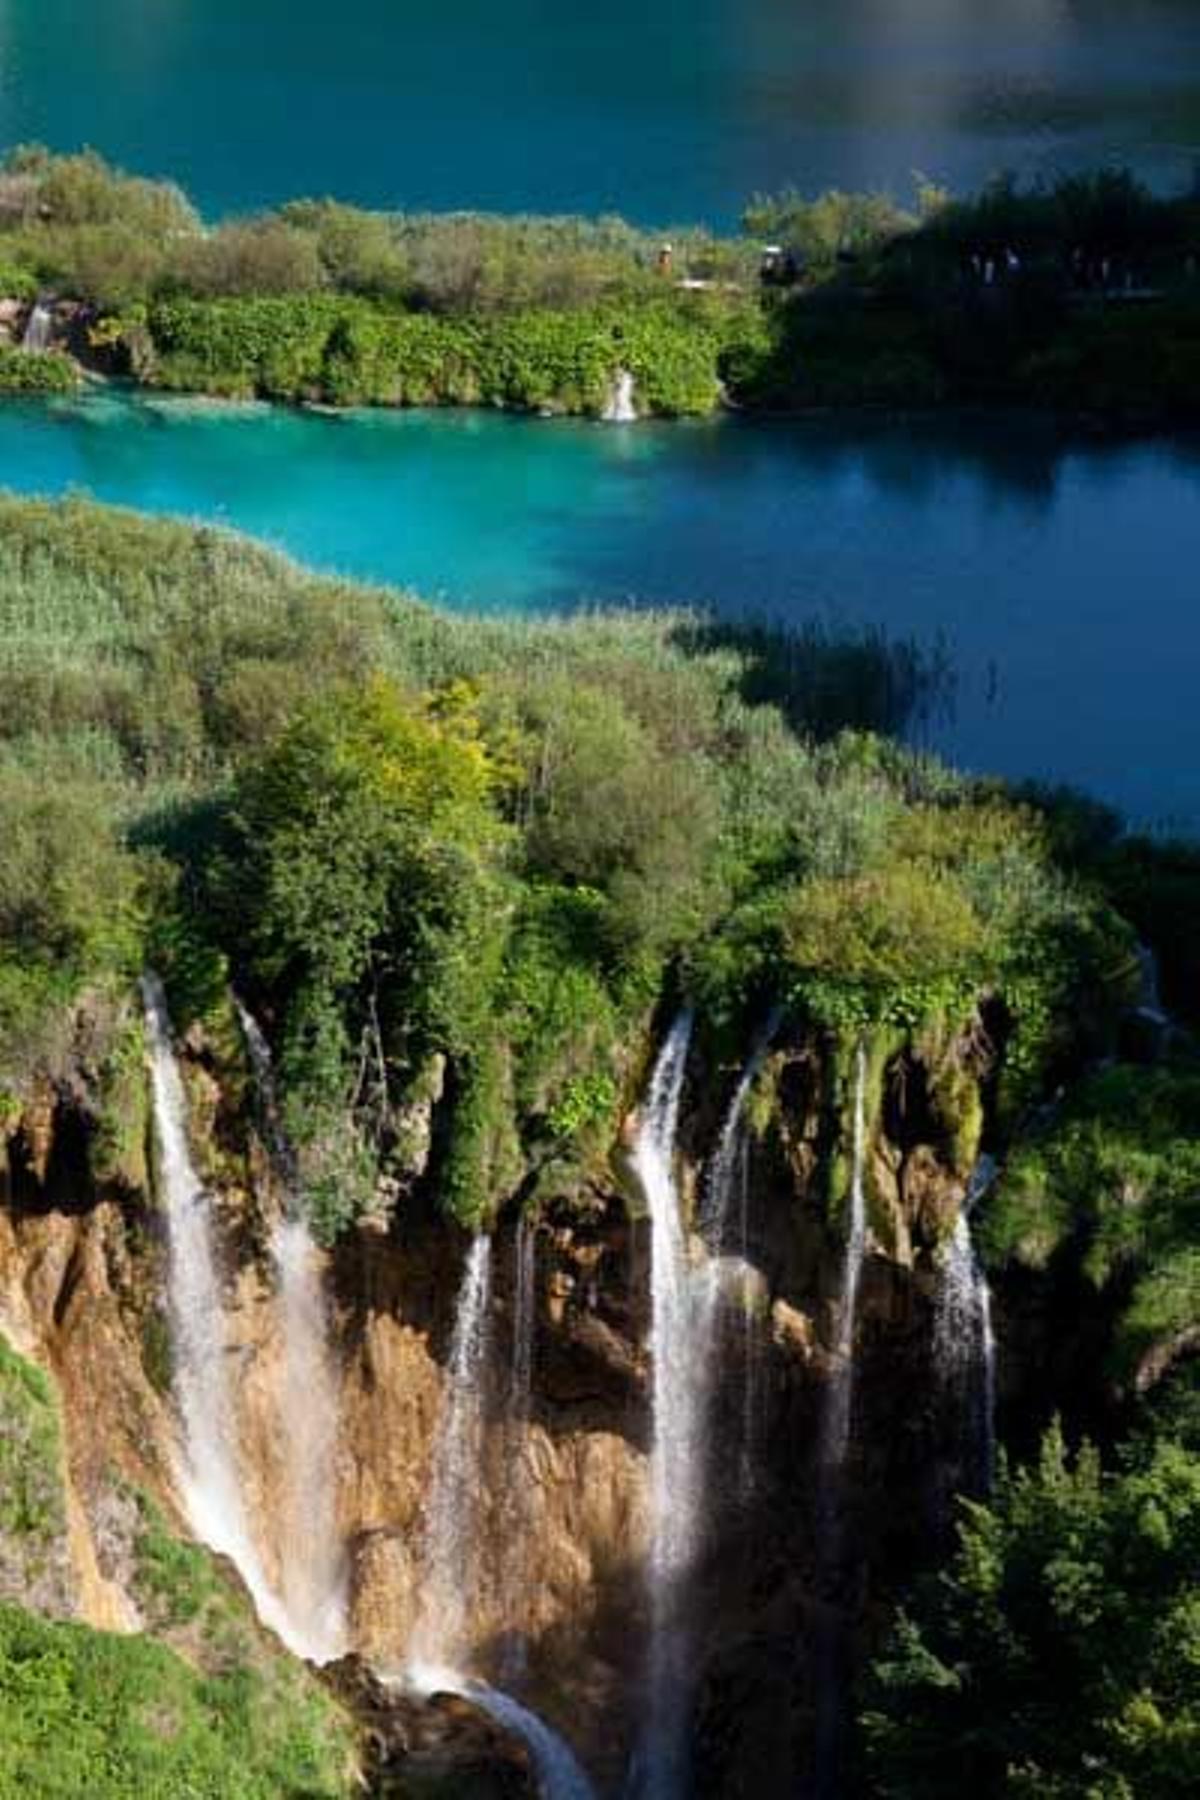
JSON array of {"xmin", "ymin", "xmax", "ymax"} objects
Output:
[
  {"xmin": 411, "ymin": 1234, "xmax": 494, "ymax": 1666},
  {"xmin": 236, "ymin": 1000, "xmax": 348, "ymax": 1662},
  {"xmin": 820, "ymin": 1043, "xmax": 869, "ymax": 1478},
  {"xmin": 633, "ymin": 1010, "xmax": 698, "ymax": 1800},
  {"xmin": 698, "ymin": 1010, "xmax": 782, "ymax": 1505},
  {"xmin": 935, "ymin": 1154, "xmax": 999, "ymax": 1493},
  {"xmin": 601, "ymin": 367, "xmax": 637, "ymax": 422},
  {"xmin": 142, "ymin": 974, "xmax": 294, "ymax": 1648},
  {"xmin": 811, "ymin": 1042, "xmax": 870, "ymax": 1799},
  {"xmin": 405, "ymin": 1665, "xmax": 597, "ymax": 1800},
  {"xmin": 1135, "ymin": 941, "xmax": 1169, "ymax": 1027},
  {"xmin": 21, "ymin": 300, "xmax": 52, "ymax": 353},
  {"xmin": 501, "ymin": 1217, "xmax": 537, "ymax": 1679}
]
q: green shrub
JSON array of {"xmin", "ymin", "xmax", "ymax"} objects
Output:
[
  {"xmin": 0, "ymin": 1337, "xmax": 65, "ymax": 1547},
  {"xmin": 0, "ymin": 1599, "xmax": 353, "ymax": 1798},
  {"xmin": 0, "ymin": 344, "xmax": 77, "ymax": 392},
  {"xmin": 863, "ymin": 1422, "xmax": 1200, "ymax": 1799}
]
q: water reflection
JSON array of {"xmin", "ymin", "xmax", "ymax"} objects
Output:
[{"xmin": 2, "ymin": 1, "xmax": 1200, "ymax": 218}]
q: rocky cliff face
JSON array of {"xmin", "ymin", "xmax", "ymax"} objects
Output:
[{"xmin": 0, "ymin": 995, "xmax": 1007, "ymax": 1796}]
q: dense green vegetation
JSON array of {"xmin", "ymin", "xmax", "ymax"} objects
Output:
[
  {"xmin": 0, "ymin": 495, "xmax": 1160, "ymax": 1242},
  {"xmin": 1, "ymin": 148, "xmax": 1198, "ymax": 418},
  {"xmin": 0, "ymin": 1335, "xmax": 352, "ymax": 1797},
  {"xmin": 0, "ymin": 343, "xmax": 77, "ymax": 391},
  {"xmin": 980, "ymin": 1066, "xmax": 1200, "ymax": 1384},
  {"xmin": 0, "ymin": 1337, "xmax": 65, "ymax": 1563},
  {"xmin": 0, "ymin": 479, "xmax": 1194, "ymax": 1794},
  {"xmin": 0, "ymin": 1594, "xmax": 353, "ymax": 1798},
  {"xmin": 864, "ymin": 1413, "xmax": 1200, "ymax": 1798}
]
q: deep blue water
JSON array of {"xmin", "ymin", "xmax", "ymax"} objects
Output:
[
  {"xmin": 3, "ymin": 390, "xmax": 1196, "ymax": 831},
  {"xmin": 2, "ymin": 2, "xmax": 1200, "ymax": 223}
]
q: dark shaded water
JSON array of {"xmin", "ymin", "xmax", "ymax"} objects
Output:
[
  {"xmin": 2, "ymin": 2, "xmax": 1199, "ymax": 221},
  {"xmin": 4, "ymin": 390, "xmax": 1196, "ymax": 829}
]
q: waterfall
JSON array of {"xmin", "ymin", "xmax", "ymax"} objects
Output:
[
  {"xmin": 501, "ymin": 1217, "xmax": 537, "ymax": 1680},
  {"xmin": 404, "ymin": 1667, "xmax": 597, "ymax": 1800},
  {"xmin": 601, "ymin": 367, "xmax": 637, "ymax": 423},
  {"xmin": 411, "ymin": 1234, "xmax": 494, "ymax": 1666},
  {"xmin": 935, "ymin": 1154, "xmax": 999, "ymax": 1495},
  {"xmin": 271, "ymin": 1216, "xmax": 348, "ymax": 1661},
  {"xmin": 141, "ymin": 975, "xmax": 293, "ymax": 1647},
  {"xmin": 820, "ymin": 1042, "xmax": 869, "ymax": 1480},
  {"xmin": 811, "ymin": 1041, "xmax": 870, "ymax": 1799},
  {"xmin": 403, "ymin": 1230, "xmax": 598, "ymax": 1799},
  {"xmin": 632, "ymin": 1010, "xmax": 698, "ymax": 1800},
  {"xmin": 21, "ymin": 300, "xmax": 53, "ymax": 354},
  {"xmin": 236, "ymin": 1000, "xmax": 348, "ymax": 1663},
  {"xmin": 1135, "ymin": 940, "xmax": 1171, "ymax": 1029},
  {"xmin": 698, "ymin": 1009, "xmax": 782, "ymax": 1506}
]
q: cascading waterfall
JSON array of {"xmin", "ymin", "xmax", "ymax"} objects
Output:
[
  {"xmin": 698, "ymin": 1009, "xmax": 782, "ymax": 1506},
  {"xmin": 812, "ymin": 1041, "xmax": 869, "ymax": 1800},
  {"xmin": 1136, "ymin": 941, "xmax": 1168, "ymax": 1026},
  {"xmin": 501, "ymin": 1216, "xmax": 537, "ymax": 1679},
  {"xmin": 820, "ymin": 1042, "xmax": 869, "ymax": 1482},
  {"xmin": 236, "ymin": 1001, "xmax": 348, "ymax": 1663},
  {"xmin": 601, "ymin": 367, "xmax": 638, "ymax": 422},
  {"xmin": 271, "ymin": 1216, "xmax": 348, "ymax": 1660},
  {"xmin": 141, "ymin": 974, "xmax": 293, "ymax": 1648},
  {"xmin": 632, "ymin": 1009, "xmax": 699, "ymax": 1800},
  {"xmin": 935, "ymin": 1154, "xmax": 999, "ymax": 1495},
  {"xmin": 21, "ymin": 299, "xmax": 53, "ymax": 353},
  {"xmin": 404, "ymin": 1667, "xmax": 596, "ymax": 1800},
  {"xmin": 404, "ymin": 1230, "xmax": 599, "ymax": 1798},
  {"xmin": 410, "ymin": 1234, "xmax": 494, "ymax": 1666}
]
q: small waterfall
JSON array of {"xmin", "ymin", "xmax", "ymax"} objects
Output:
[
  {"xmin": 812, "ymin": 1041, "xmax": 869, "ymax": 1800},
  {"xmin": 1136, "ymin": 941, "xmax": 1168, "ymax": 1024},
  {"xmin": 820, "ymin": 1043, "xmax": 869, "ymax": 1481},
  {"xmin": 501, "ymin": 1217, "xmax": 537, "ymax": 1679},
  {"xmin": 142, "ymin": 975, "xmax": 291, "ymax": 1646},
  {"xmin": 272, "ymin": 1216, "xmax": 348, "ymax": 1661},
  {"xmin": 632, "ymin": 1010, "xmax": 698, "ymax": 1800},
  {"xmin": 601, "ymin": 367, "xmax": 638, "ymax": 422},
  {"xmin": 21, "ymin": 300, "xmax": 53, "ymax": 353},
  {"xmin": 404, "ymin": 1667, "xmax": 597, "ymax": 1800},
  {"xmin": 411, "ymin": 1234, "xmax": 494, "ymax": 1666},
  {"xmin": 699, "ymin": 1009, "xmax": 782, "ymax": 1505},
  {"xmin": 236, "ymin": 1000, "xmax": 348, "ymax": 1663},
  {"xmin": 935, "ymin": 1154, "xmax": 999, "ymax": 1495}
]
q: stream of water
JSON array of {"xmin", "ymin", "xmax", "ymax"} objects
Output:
[
  {"xmin": 411, "ymin": 1234, "xmax": 494, "ymax": 1667},
  {"xmin": 141, "ymin": 974, "xmax": 295, "ymax": 1648},
  {"xmin": 235, "ymin": 1000, "xmax": 348, "ymax": 1663},
  {"xmin": 935, "ymin": 1154, "xmax": 1000, "ymax": 1499},
  {"xmin": 819, "ymin": 1045, "xmax": 869, "ymax": 1487},
  {"xmin": 632, "ymin": 1011, "xmax": 699, "ymax": 1800}
]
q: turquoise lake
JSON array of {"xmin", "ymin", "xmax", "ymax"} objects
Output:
[
  {"xmin": 3, "ymin": 390, "xmax": 1196, "ymax": 831},
  {"xmin": 2, "ymin": 2, "xmax": 1200, "ymax": 222}
]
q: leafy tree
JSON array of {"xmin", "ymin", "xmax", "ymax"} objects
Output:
[{"xmin": 863, "ymin": 1420, "xmax": 1200, "ymax": 1798}]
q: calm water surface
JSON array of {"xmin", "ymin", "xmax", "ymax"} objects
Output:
[
  {"xmin": 3, "ymin": 390, "xmax": 1196, "ymax": 830},
  {"xmin": 1, "ymin": 2, "xmax": 1199, "ymax": 221}
]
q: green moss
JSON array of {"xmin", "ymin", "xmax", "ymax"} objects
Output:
[
  {"xmin": 89, "ymin": 1012, "xmax": 149, "ymax": 1189},
  {"xmin": 441, "ymin": 1035, "xmax": 523, "ymax": 1229},
  {"xmin": 0, "ymin": 1335, "xmax": 66, "ymax": 1548},
  {"xmin": 131, "ymin": 1491, "xmax": 217, "ymax": 1629}
]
